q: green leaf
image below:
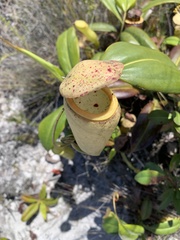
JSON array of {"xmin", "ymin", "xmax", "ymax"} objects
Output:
[
  {"xmin": 140, "ymin": 197, "xmax": 152, "ymax": 220},
  {"xmin": 108, "ymin": 148, "xmax": 117, "ymax": 161},
  {"xmin": 144, "ymin": 162, "xmax": 164, "ymax": 174},
  {"xmin": 39, "ymin": 184, "xmax": 47, "ymax": 199},
  {"xmin": 0, "ymin": 37, "xmax": 65, "ymax": 81},
  {"xmin": 142, "ymin": 0, "xmax": 180, "ymax": 17},
  {"xmin": 120, "ymin": 31, "xmax": 140, "ymax": 45},
  {"xmin": 103, "ymin": 209, "xmax": 144, "ymax": 239},
  {"xmin": 102, "ymin": 209, "xmax": 119, "ymax": 234},
  {"xmin": 148, "ymin": 110, "xmax": 170, "ymax": 125},
  {"xmin": 124, "ymin": 26, "xmax": 158, "ymax": 49},
  {"xmin": 56, "ymin": 27, "xmax": 80, "ymax": 75},
  {"xmin": 119, "ymin": 222, "xmax": 144, "ymax": 240},
  {"xmin": 21, "ymin": 202, "xmax": 40, "ymax": 222},
  {"xmin": 38, "ymin": 106, "xmax": 66, "ymax": 150},
  {"xmin": 116, "ymin": 0, "xmax": 136, "ymax": 12},
  {"xmin": 100, "ymin": 0, "xmax": 122, "ymax": 22},
  {"xmin": 21, "ymin": 195, "xmax": 38, "ymax": 204},
  {"xmin": 42, "ymin": 198, "xmax": 58, "ymax": 207},
  {"xmin": 144, "ymin": 218, "xmax": 180, "ymax": 235},
  {"xmin": 173, "ymin": 193, "xmax": 180, "ymax": 214},
  {"xmin": 158, "ymin": 188, "xmax": 174, "ymax": 210},
  {"xmin": 40, "ymin": 202, "xmax": 48, "ymax": 221},
  {"xmin": 172, "ymin": 111, "xmax": 180, "ymax": 126},
  {"xmin": 176, "ymin": 189, "xmax": 180, "ymax": 199},
  {"xmin": 52, "ymin": 144, "xmax": 75, "ymax": 159},
  {"xmin": 101, "ymin": 42, "xmax": 180, "ymax": 93},
  {"xmin": 134, "ymin": 170, "xmax": 164, "ymax": 185},
  {"xmin": 164, "ymin": 36, "xmax": 180, "ymax": 46},
  {"xmin": 90, "ymin": 22, "xmax": 117, "ymax": 32},
  {"xmin": 91, "ymin": 52, "xmax": 105, "ymax": 60},
  {"xmin": 169, "ymin": 154, "xmax": 180, "ymax": 171}
]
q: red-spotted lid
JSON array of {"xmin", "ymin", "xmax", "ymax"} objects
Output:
[{"xmin": 59, "ymin": 60, "xmax": 124, "ymax": 98}]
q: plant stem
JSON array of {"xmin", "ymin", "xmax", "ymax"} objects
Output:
[{"xmin": 120, "ymin": 152, "xmax": 139, "ymax": 173}]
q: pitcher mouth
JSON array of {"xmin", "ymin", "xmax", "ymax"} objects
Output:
[{"xmin": 66, "ymin": 87, "xmax": 119, "ymax": 121}]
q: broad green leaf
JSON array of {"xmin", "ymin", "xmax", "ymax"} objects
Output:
[
  {"xmin": 169, "ymin": 154, "xmax": 180, "ymax": 171},
  {"xmin": 144, "ymin": 218, "xmax": 180, "ymax": 235},
  {"xmin": 39, "ymin": 184, "xmax": 47, "ymax": 199},
  {"xmin": 140, "ymin": 197, "xmax": 152, "ymax": 220},
  {"xmin": 38, "ymin": 106, "xmax": 66, "ymax": 150},
  {"xmin": 21, "ymin": 195, "xmax": 38, "ymax": 204},
  {"xmin": 116, "ymin": 0, "xmax": 136, "ymax": 12},
  {"xmin": 100, "ymin": 0, "xmax": 122, "ymax": 22},
  {"xmin": 102, "ymin": 209, "xmax": 119, "ymax": 234},
  {"xmin": 142, "ymin": 0, "xmax": 180, "ymax": 17},
  {"xmin": 124, "ymin": 27, "xmax": 158, "ymax": 49},
  {"xmin": 42, "ymin": 198, "xmax": 58, "ymax": 207},
  {"xmin": 90, "ymin": 22, "xmax": 117, "ymax": 32},
  {"xmin": 120, "ymin": 31, "xmax": 140, "ymax": 45},
  {"xmin": 148, "ymin": 110, "xmax": 170, "ymax": 125},
  {"xmin": 158, "ymin": 188, "xmax": 174, "ymax": 210},
  {"xmin": 40, "ymin": 202, "xmax": 48, "ymax": 221},
  {"xmin": 134, "ymin": 170, "xmax": 164, "ymax": 185},
  {"xmin": 0, "ymin": 37, "xmax": 64, "ymax": 81},
  {"xmin": 101, "ymin": 42, "xmax": 180, "ymax": 93},
  {"xmin": 119, "ymin": 222, "xmax": 144, "ymax": 240},
  {"xmin": 103, "ymin": 209, "xmax": 144, "ymax": 239},
  {"xmin": 164, "ymin": 36, "xmax": 180, "ymax": 46},
  {"xmin": 56, "ymin": 27, "xmax": 80, "ymax": 75},
  {"xmin": 21, "ymin": 202, "xmax": 40, "ymax": 222}
]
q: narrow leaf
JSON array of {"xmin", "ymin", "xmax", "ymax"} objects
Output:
[
  {"xmin": 0, "ymin": 37, "xmax": 64, "ymax": 81},
  {"xmin": 142, "ymin": 0, "xmax": 180, "ymax": 16},
  {"xmin": 21, "ymin": 202, "xmax": 40, "ymax": 222},
  {"xmin": 38, "ymin": 106, "xmax": 66, "ymax": 150},
  {"xmin": 100, "ymin": 0, "xmax": 122, "ymax": 22},
  {"xmin": 116, "ymin": 0, "xmax": 136, "ymax": 12},
  {"xmin": 144, "ymin": 218, "xmax": 180, "ymax": 235},
  {"xmin": 140, "ymin": 197, "xmax": 152, "ymax": 220},
  {"xmin": 90, "ymin": 22, "xmax": 117, "ymax": 32},
  {"xmin": 173, "ymin": 194, "xmax": 180, "ymax": 214},
  {"xmin": 39, "ymin": 184, "xmax": 47, "ymax": 199},
  {"xmin": 42, "ymin": 198, "xmax": 58, "ymax": 207},
  {"xmin": 158, "ymin": 188, "xmax": 174, "ymax": 210},
  {"xmin": 134, "ymin": 170, "xmax": 164, "ymax": 185},
  {"xmin": 40, "ymin": 202, "xmax": 48, "ymax": 221},
  {"xmin": 21, "ymin": 195, "xmax": 38, "ymax": 204}
]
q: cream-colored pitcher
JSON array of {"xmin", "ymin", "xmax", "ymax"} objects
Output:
[{"xmin": 60, "ymin": 60, "xmax": 124, "ymax": 156}]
